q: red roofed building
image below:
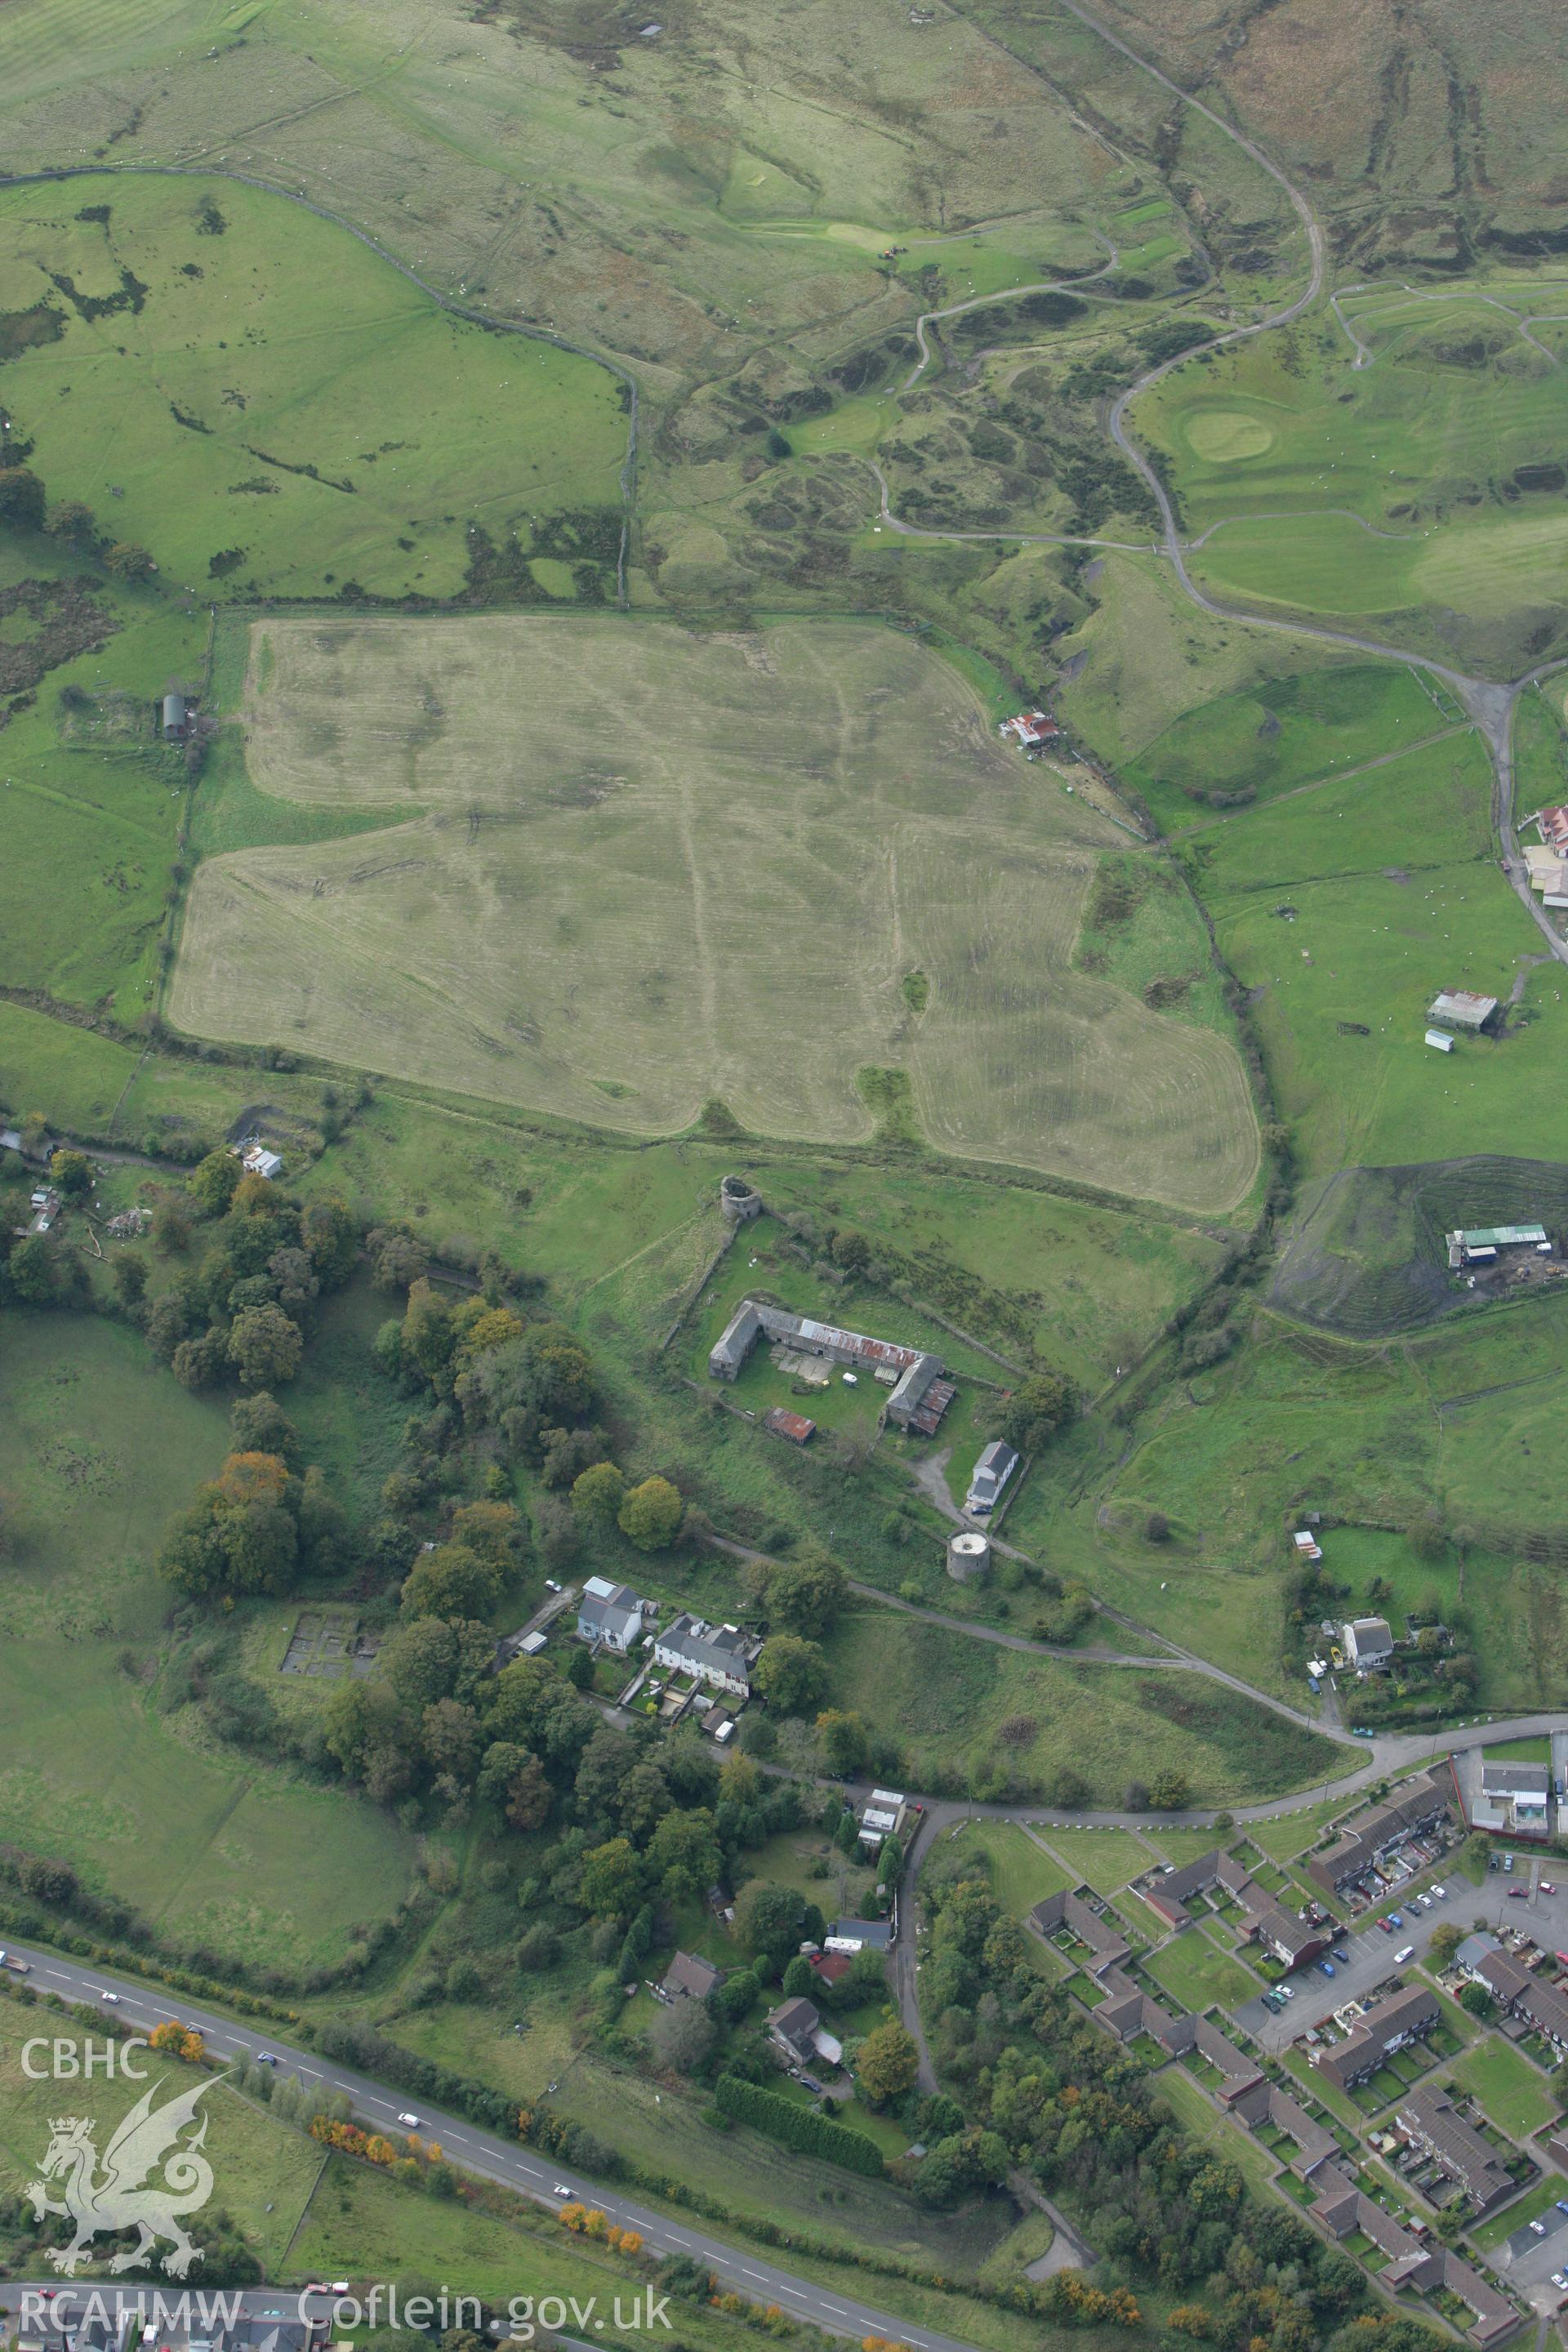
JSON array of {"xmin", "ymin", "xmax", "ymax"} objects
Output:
[
  {"xmin": 1539, "ymin": 806, "xmax": 1568, "ymax": 853},
  {"xmin": 1000, "ymin": 710, "xmax": 1059, "ymax": 751},
  {"xmin": 764, "ymin": 1406, "xmax": 816, "ymax": 1446}
]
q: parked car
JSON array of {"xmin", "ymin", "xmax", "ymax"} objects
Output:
[
  {"xmin": 1544, "ymin": 1882, "xmax": 1558, "ymax": 1895},
  {"xmin": 1377, "ymin": 1917, "xmax": 1395, "ymax": 1935},
  {"xmin": 1388, "ymin": 1912, "xmax": 1402, "ymax": 1928},
  {"xmin": 1549, "ymin": 2271, "xmax": 1566, "ymax": 2293},
  {"xmin": 1505, "ymin": 1855, "xmax": 1515, "ymax": 1873},
  {"xmin": 1510, "ymin": 1887, "xmax": 1529, "ymax": 1900},
  {"xmin": 544, "ymin": 1579, "xmax": 562, "ymax": 1594},
  {"xmin": 1320, "ymin": 1961, "xmax": 1335, "ymax": 1977},
  {"xmin": 1278, "ymin": 1984, "xmax": 1296, "ymax": 2001},
  {"xmin": 1332, "ymin": 1948, "xmax": 1349, "ymax": 1963},
  {"xmin": 1394, "ymin": 1944, "xmax": 1414, "ymax": 1963},
  {"xmin": 1556, "ymin": 2199, "xmax": 1568, "ymax": 2215},
  {"xmin": 1431, "ymin": 1883, "xmax": 1446, "ymax": 1900},
  {"xmin": 1530, "ymin": 2217, "xmax": 1548, "ymax": 2236}
]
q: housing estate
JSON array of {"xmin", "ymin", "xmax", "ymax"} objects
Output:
[
  {"xmin": 577, "ymin": 1577, "xmax": 650, "ymax": 1654},
  {"xmin": 1306, "ymin": 1772, "xmax": 1450, "ymax": 1901},
  {"xmin": 1028, "ymin": 1888, "xmax": 1130, "ymax": 1978},
  {"xmin": 1468, "ymin": 1944, "xmax": 1568, "ymax": 2054},
  {"xmin": 708, "ymin": 1298, "xmax": 953, "ymax": 1433},
  {"xmin": 1310, "ymin": 2161, "xmax": 1515, "ymax": 2341},
  {"xmin": 1312, "ymin": 2159, "xmax": 1440, "ymax": 2291},
  {"xmin": 1138, "ymin": 1850, "xmax": 1230, "ymax": 1930},
  {"xmin": 1474, "ymin": 1760, "xmax": 1551, "ymax": 1838},
  {"xmin": 1136, "ymin": 1849, "xmax": 1328, "ymax": 1972},
  {"xmin": 1092, "ymin": 1971, "xmax": 1265, "ymax": 2102},
  {"xmin": 1394, "ymin": 2085, "xmax": 1515, "ymax": 2215},
  {"xmin": 1231, "ymin": 2077, "xmax": 1339, "ymax": 2179},
  {"xmin": 653, "ymin": 1612, "xmax": 761, "ymax": 1699},
  {"xmin": 1312, "ymin": 1984, "xmax": 1439, "ymax": 2092}
]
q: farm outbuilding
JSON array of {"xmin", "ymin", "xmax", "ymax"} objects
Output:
[
  {"xmin": 764, "ymin": 1405, "xmax": 815, "ymax": 1446},
  {"xmin": 1423, "ymin": 1028, "xmax": 1454, "ymax": 1054},
  {"xmin": 1000, "ymin": 709, "xmax": 1059, "ymax": 751},
  {"xmin": 708, "ymin": 1297, "xmax": 952, "ymax": 1432},
  {"xmin": 1427, "ymin": 989, "xmax": 1498, "ymax": 1033},
  {"xmin": 1445, "ymin": 1223, "xmax": 1548, "ymax": 1268},
  {"xmin": 161, "ymin": 692, "xmax": 189, "ymax": 742}
]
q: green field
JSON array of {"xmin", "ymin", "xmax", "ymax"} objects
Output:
[
  {"xmin": 1138, "ymin": 300, "xmax": 1568, "ymax": 670},
  {"xmin": 169, "ymin": 612, "xmax": 1260, "ymax": 1209},
  {"xmin": 1444, "ymin": 2041, "xmax": 1557, "ymax": 2140},
  {"xmin": 946, "ymin": 1820, "xmax": 1072, "ymax": 1916},
  {"xmin": 1124, "ymin": 664, "xmax": 1450, "ymax": 835},
  {"xmin": 1014, "ymin": 1299, "xmax": 1568, "ymax": 1708},
  {"xmin": 1146, "ymin": 1924, "xmax": 1262, "ymax": 2016},
  {"xmin": 0, "ymin": 175, "xmax": 626, "ymax": 605},
  {"xmin": 822, "ymin": 1610, "xmax": 1341, "ymax": 1806},
  {"xmin": 1184, "ymin": 728, "xmax": 1568, "ymax": 1179},
  {"xmin": 0, "ymin": 1312, "xmax": 420, "ymax": 1969},
  {"xmin": 1030, "ymin": 1829, "xmax": 1157, "ymax": 1895}
]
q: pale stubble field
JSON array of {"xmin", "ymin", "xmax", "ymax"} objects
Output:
[{"xmin": 170, "ymin": 615, "xmax": 1259, "ymax": 1210}]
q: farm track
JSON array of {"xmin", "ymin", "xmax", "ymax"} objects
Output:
[
  {"xmin": 904, "ymin": 0, "xmax": 1568, "ymax": 971},
  {"xmin": 8, "ymin": 103, "xmax": 1549, "ymax": 1634}
]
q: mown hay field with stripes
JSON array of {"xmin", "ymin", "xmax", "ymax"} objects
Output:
[{"xmin": 171, "ymin": 617, "xmax": 1259, "ymax": 1211}]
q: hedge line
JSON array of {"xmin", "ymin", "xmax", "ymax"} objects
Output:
[{"xmin": 714, "ymin": 2074, "xmax": 883, "ymax": 2176}]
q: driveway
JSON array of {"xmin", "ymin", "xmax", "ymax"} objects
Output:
[
  {"xmin": 1496, "ymin": 2202, "xmax": 1568, "ymax": 2314},
  {"xmin": 1236, "ymin": 1878, "xmax": 1466, "ymax": 2054}
]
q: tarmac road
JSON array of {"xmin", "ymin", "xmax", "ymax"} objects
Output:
[{"xmin": 0, "ymin": 1941, "xmax": 981, "ymax": 2352}]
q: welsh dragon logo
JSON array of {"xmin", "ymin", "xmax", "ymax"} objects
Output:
[{"xmin": 27, "ymin": 2073, "xmax": 217, "ymax": 2276}]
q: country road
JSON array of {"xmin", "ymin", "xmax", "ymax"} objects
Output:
[
  {"xmin": 0, "ymin": 1942, "xmax": 981, "ymax": 2352},
  {"xmin": 890, "ymin": 0, "xmax": 1568, "ymax": 972}
]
